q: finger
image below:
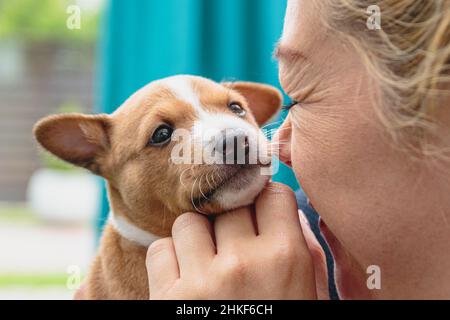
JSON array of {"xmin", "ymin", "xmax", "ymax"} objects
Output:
[
  {"xmin": 214, "ymin": 206, "xmax": 256, "ymax": 251},
  {"xmin": 299, "ymin": 210, "xmax": 329, "ymax": 300},
  {"xmin": 146, "ymin": 237, "xmax": 179, "ymax": 295},
  {"xmin": 255, "ymin": 182, "xmax": 301, "ymax": 238},
  {"xmin": 172, "ymin": 213, "xmax": 215, "ymax": 277}
]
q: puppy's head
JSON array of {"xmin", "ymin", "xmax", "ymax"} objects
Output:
[{"xmin": 34, "ymin": 75, "xmax": 282, "ymax": 233}]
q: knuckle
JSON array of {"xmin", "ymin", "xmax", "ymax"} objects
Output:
[
  {"xmin": 219, "ymin": 254, "xmax": 248, "ymax": 281},
  {"xmin": 274, "ymin": 242, "xmax": 299, "ymax": 262},
  {"xmin": 230, "ymin": 206, "xmax": 251, "ymax": 217},
  {"xmin": 272, "ymin": 237, "xmax": 310, "ymax": 264},
  {"xmin": 172, "ymin": 212, "xmax": 203, "ymax": 234},
  {"xmin": 266, "ymin": 182, "xmax": 294, "ymax": 195},
  {"xmin": 217, "ymin": 206, "xmax": 251, "ymax": 223},
  {"xmin": 259, "ymin": 182, "xmax": 295, "ymax": 201},
  {"xmin": 270, "ymin": 242, "xmax": 314, "ymax": 277},
  {"xmin": 146, "ymin": 238, "xmax": 171, "ymax": 260},
  {"xmin": 307, "ymin": 242, "xmax": 326, "ymax": 266}
]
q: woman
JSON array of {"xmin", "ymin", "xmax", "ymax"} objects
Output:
[{"xmin": 146, "ymin": 0, "xmax": 450, "ymax": 299}]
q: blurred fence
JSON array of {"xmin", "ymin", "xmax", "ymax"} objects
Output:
[{"xmin": 0, "ymin": 43, "xmax": 94, "ymax": 201}]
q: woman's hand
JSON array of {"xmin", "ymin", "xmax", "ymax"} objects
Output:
[{"xmin": 146, "ymin": 182, "xmax": 324, "ymax": 299}]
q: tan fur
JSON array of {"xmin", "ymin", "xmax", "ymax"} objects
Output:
[
  {"xmin": 222, "ymin": 82, "xmax": 283, "ymax": 125},
  {"xmin": 33, "ymin": 76, "xmax": 282, "ymax": 299},
  {"xmin": 84, "ymin": 225, "xmax": 149, "ymax": 299}
]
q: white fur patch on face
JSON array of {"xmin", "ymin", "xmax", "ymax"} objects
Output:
[
  {"xmin": 161, "ymin": 75, "xmax": 207, "ymax": 117},
  {"xmin": 192, "ymin": 113, "xmax": 271, "ymax": 167},
  {"xmin": 192, "ymin": 113, "xmax": 257, "ymax": 144},
  {"xmin": 216, "ymin": 171, "xmax": 270, "ymax": 210}
]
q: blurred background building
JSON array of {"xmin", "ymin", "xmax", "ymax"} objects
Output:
[
  {"xmin": 0, "ymin": 0, "xmax": 102, "ymax": 299},
  {"xmin": 0, "ymin": 0, "xmax": 315, "ymax": 299},
  {"xmin": 0, "ymin": 0, "xmax": 99, "ymax": 201}
]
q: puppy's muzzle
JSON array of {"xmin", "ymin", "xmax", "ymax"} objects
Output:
[{"xmin": 215, "ymin": 129, "xmax": 250, "ymax": 165}]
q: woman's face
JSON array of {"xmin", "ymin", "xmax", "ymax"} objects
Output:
[{"xmin": 276, "ymin": 0, "xmax": 450, "ymax": 298}]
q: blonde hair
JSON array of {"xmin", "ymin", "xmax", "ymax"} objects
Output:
[{"xmin": 322, "ymin": 0, "xmax": 450, "ymax": 156}]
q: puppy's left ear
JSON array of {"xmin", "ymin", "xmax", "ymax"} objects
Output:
[{"xmin": 223, "ymin": 82, "xmax": 283, "ymax": 125}]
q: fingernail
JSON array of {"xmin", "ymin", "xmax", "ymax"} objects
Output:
[{"xmin": 298, "ymin": 209, "xmax": 310, "ymax": 227}]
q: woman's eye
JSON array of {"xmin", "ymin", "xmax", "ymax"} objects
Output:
[
  {"xmin": 228, "ymin": 102, "xmax": 246, "ymax": 117},
  {"xmin": 149, "ymin": 124, "xmax": 173, "ymax": 146},
  {"xmin": 282, "ymin": 100, "xmax": 299, "ymax": 111}
]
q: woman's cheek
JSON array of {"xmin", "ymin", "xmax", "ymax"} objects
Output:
[
  {"xmin": 289, "ymin": 108, "xmax": 349, "ymax": 196},
  {"xmin": 289, "ymin": 111, "xmax": 373, "ymax": 295},
  {"xmin": 289, "ymin": 103, "xmax": 401, "ymax": 260},
  {"xmin": 289, "ymin": 107, "xmax": 362, "ymax": 221}
]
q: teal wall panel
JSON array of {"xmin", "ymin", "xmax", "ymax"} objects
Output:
[{"xmin": 96, "ymin": 0, "xmax": 299, "ymax": 235}]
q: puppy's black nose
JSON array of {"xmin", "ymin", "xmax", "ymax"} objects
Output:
[{"xmin": 218, "ymin": 130, "xmax": 249, "ymax": 164}]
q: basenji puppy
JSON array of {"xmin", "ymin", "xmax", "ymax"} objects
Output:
[{"xmin": 34, "ymin": 75, "xmax": 282, "ymax": 299}]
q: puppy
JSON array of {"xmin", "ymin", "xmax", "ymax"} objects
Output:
[{"xmin": 34, "ymin": 75, "xmax": 282, "ymax": 299}]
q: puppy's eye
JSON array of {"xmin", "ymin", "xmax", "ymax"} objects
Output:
[
  {"xmin": 149, "ymin": 124, "xmax": 173, "ymax": 146},
  {"xmin": 228, "ymin": 102, "xmax": 246, "ymax": 117}
]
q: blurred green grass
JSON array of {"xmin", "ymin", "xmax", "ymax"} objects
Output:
[
  {"xmin": 0, "ymin": 273, "xmax": 67, "ymax": 288},
  {"xmin": 0, "ymin": 204, "xmax": 39, "ymax": 224}
]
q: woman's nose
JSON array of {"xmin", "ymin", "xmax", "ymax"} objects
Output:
[{"xmin": 273, "ymin": 116, "xmax": 292, "ymax": 167}]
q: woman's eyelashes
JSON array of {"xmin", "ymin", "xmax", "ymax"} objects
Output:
[{"xmin": 282, "ymin": 100, "xmax": 299, "ymax": 111}]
